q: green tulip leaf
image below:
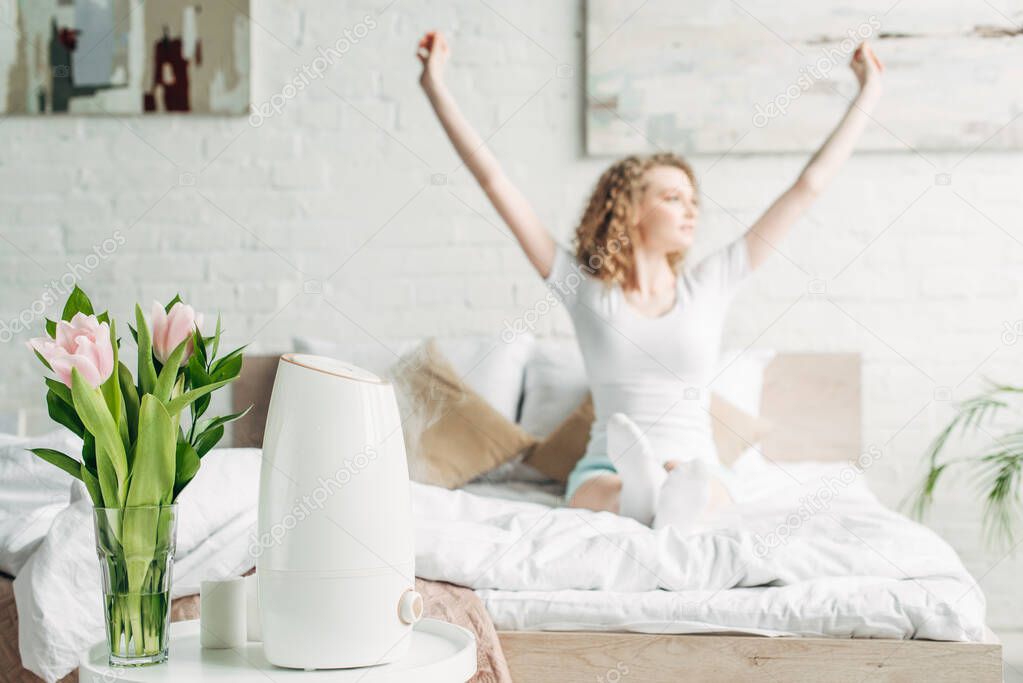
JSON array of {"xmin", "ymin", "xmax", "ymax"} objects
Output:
[
  {"xmin": 29, "ymin": 448, "xmax": 83, "ymax": 481},
  {"xmin": 210, "ymin": 344, "xmax": 245, "ymax": 374},
  {"xmin": 82, "ymin": 432, "xmax": 97, "ymax": 474},
  {"xmin": 134, "ymin": 304, "xmax": 158, "ymax": 396},
  {"xmin": 46, "ymin": 390, "xmax": 84, "ymax": 438},
  {"xmin": 44, "ymin": 378, "xmax": 72, "ymax": 405},
  {"xmin": 154, "ymin": 338, "xmax": 189, "ymax": 403},
  {"xmin": 165, "ymin": 379, "xmax": 231, "ymax": 417},
  {"xmin": 118, "ymin": 363, "xmax": 140, "ymax": 443},
  {"xmin": 100, "ymin": 320, "xmax": 125, "ymax": 447},
  {"xmin": 194, "ymin": 425, "xmax": 225, "ymax": 458},
  {"xmin": 71, "ymin": 368, "xmax": 127, "ymax": 508},
  {"xmin": 210, "ymin": 314, "xmax": 222, "ymax": 360},
  {"xmin": 32, "ymin": 349, "xmax": 53, "ymax": 371},
  {"xmin": 61, "ymin": 286, "xmax": 94, "ymax": 321},
  {"xmin": 173, "ymin": 440, "xmax": 200, "ymax": 499},
  {"xmin": 164, "ymin": 294, "xmax": 182, "ymax": 313},
  {"xmin": 81, "ymin": 465, "xmax": 103, "ymax": 506},
  {"xmin": 127, "ymin": 394, "xmax": 176, "ymax": 508}
]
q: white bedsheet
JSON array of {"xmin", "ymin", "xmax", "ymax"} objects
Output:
[{"xmin": 413, "ymin": 455, "xmax": 987, "ymax": 642}]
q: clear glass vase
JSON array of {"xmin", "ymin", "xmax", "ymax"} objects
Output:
[{"xmin": 93, "ymin": 505, "xmax": 178, "ymax": 667}]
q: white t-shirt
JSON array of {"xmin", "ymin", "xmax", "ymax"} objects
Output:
[{"xmin": 544, "ymin": 236, "xmax": 752, "ymax": 467}]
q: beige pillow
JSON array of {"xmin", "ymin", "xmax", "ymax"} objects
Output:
[
  {"xmin": 524, "ymin": 393, "xmax": 772, "ymax": 483},
  {"xmin": 390, "ymin": 340, "xmax": 536, "ymax": 488}
]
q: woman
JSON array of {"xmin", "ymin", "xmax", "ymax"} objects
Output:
[{"xmin": 417, "ymin": 31, "xmax": 884, "ymax": 529}]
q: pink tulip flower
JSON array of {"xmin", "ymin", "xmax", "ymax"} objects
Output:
[
  {"xmin": 151, "ymin": 301, "xmax": 204, "ymax": 365},
  {"xmin": 28, "ymin": 313, "xmax": 115, "ymax": 388}
]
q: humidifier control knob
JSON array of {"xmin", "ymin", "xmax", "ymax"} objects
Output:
[{"xmin": 398, "ymin": 589, "xmax": 424, "ymax": 625}]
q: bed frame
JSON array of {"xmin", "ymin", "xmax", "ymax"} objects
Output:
[{"xmin": 231, "ymin": 351, "xmax": 1002, "ymax": 683}]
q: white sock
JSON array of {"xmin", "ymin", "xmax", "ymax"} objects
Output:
[
  {"xmin": 652, "ymin": 461, "xmax": 711, "ymax": 533},
  {"xmin": 607, "ymin": 413, "xmax": 665, "ymax": 525},
  {"xmin": 653, "ymin": 460, "xmax": 738, "ymax": 533}
]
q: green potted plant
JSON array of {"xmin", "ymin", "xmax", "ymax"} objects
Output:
[
  {"xmin": 911, "ymin": 381, "xmax": 1023, "ymax": 546},
  {"xmin": 26, "ymin": 287, "xmax": 248, "ymax": 666}
]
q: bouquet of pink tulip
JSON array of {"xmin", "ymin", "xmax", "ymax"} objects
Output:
[{"xmin": 26, "ymin": 286, "xmax": 248, "ymax": 666}]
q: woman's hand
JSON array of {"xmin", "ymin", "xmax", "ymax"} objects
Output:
[
  {"xmin": 417, "ymin": 30, "xmax": 449, "ymax": 90},
  {"xmin": 743, "ymin": 42, "xmax": 883, "ymax": 271},
  {"xmin": 850, "ymin": 41, "xmax": 884, "ymax": 99}
]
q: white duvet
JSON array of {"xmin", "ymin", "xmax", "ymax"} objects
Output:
[
  {"xmin": 414, "ymin": 454, "xmax": 987, "ymax": 642},
  {"xmin": 6, "ymin": 444, "xmax": 987, "ymax": 682}
]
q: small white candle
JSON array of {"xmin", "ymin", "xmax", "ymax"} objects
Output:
[{"xmin": 200, "ymin": 576, "xmax": 247, "ymax": 649}]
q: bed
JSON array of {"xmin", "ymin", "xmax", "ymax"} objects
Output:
[{"xmin": 229, "ymin": 351, "xmax": 1003, "ymax": 683}]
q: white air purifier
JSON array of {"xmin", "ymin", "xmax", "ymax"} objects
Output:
[{"xmin": 256, "ymin": 353, "xmax": 423, "ymax": 669}]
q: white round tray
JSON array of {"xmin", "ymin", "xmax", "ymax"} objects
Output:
[{"xmin": 79, "ymin": 618, "xmax": 477, "ymax": 682}]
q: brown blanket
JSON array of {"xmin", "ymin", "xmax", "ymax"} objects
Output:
[{"xmin": 0, "ymin": 574, "xmax": 510, "ymax": 683}]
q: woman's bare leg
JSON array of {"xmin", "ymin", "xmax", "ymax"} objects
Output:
[{"xmin": 568, "ymin": 474, "xmax": 622, "ymax": 513}]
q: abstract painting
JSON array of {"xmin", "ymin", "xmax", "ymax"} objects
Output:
[
  {"xmin": 0, "ymin": 0, "xmax": 250, "ymax": 114},
  {"xmin": 586, "ymin": 0, "xmax": 1023, "ymax": 155}
]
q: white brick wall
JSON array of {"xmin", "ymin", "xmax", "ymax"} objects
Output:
[{"xmin": 2, "ymin": 1, "xmax": 1022, "ymax": 628}]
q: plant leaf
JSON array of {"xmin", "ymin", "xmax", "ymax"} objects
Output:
[
  {"xmin": 195, "ymin": 406, "xmax": 251, "ymax": 442},
  {"xmin": 118, "ymin": 362, "xmax": 140, "ymax": 444},
  {"xmin": 61, "ymin": 286, "xmax": 94, "ymax": 321},
  {"xmin": 212, "ymin": 357, "xmax": 243, "ymax": 384},
  {"xmin": 45, "ymin": 318, "xmax": 57, "ymax": 338},
  {"xmin": 134, "ymin": 304, "xmax": 158, "ymax": 396},
  {"xmin": 46, "ymin": 390, "xmax": 85, "ymax": 437},
  {"xmin": 122, "ymin": 395, "xmax": 178, "ymax": 594},
  {"xmin": 71, "ymin": 368, "xmax": 128, "ymax": 508},
  {"xmin": 45, "ymin": 378, "xmax": 72, "ymax": 405},
  {"xmin": 81, "ymin": 465, "xmax": 103, "ymax": 506},
  {"xmin": 194, "ymin": 425, "xmax": 225, "ymax": 458},
  {"xmin": 193, "ymin": 326, "xmax": 207, "ymax": 368},
  {"xmin": 210, "ymin": 345, "xmax": 246, "ymax": 376},
  {"xmin": 210, "ymin": 314, "xmax": 222, "ymax": 360},
  {"xmin": 165, "ymin": 379, "xmax": 232, "ymax": 417},
  {"xmin": 29, "ymin": 448, "xmax": 83, "ymax": 481},
  {"xmin": 173, "ymin": 440, "xmax": 200, "ymax": 498},
  {"xmin": 82, "ymin": 432, "xmax": 97, "ymax": 473},
  {"xmin": 127, "ymin": 394, "xmax": 176, "ymax": 508},
  {"xmin": 100, "ymin": 319, "xmax": 125, "ymax": 447},
  {"xmin": 164, "ymin": 294, "xmax": 182, "ymax": 313},
  {"xmin": 32, "ymin": 349, "xmax": 53, "ymax": 371},
  {"xmin": 153, "ymin": 337, "xmax": 189, "ymax": 402}
]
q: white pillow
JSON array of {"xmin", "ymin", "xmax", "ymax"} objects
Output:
[
  {"xmin": 431, "ymin": 335, "xmax": 535, "ymax": 422},
  {"xmin": 518, "ymin": 338, "xmax": 589, "ymax": 439},
  {"xmin": 293, "ymin": 334, "xmax": 535, "ymax": 423}
]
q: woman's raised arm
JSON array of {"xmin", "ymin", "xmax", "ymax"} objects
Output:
[
  {"xmin": 744, "ymin": 41, "xmax": 885, "ymax": 271},
  {"xmin": 418, "ymin": 31, "xmax": 556, "ymax": 278}
]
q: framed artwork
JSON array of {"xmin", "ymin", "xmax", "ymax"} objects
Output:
[
  {"xmin": 586, "ymin": 0, "xmax": 1023, "ymax": 155},
  {"xmin": 0, "ymin": 0, "xmax": 250, "ymax": 115}
]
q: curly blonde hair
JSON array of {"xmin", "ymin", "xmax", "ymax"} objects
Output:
[{"xmin": 574, "ymin": 152, "xmax": 697, "ymax": 287}]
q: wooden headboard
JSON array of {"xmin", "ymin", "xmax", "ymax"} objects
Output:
[{"xmin": 231, "ymin": 353, "xmax": 861, "ymax": 461}]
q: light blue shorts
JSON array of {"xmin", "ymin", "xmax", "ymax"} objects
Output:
[{"xmin": 565, "ymin": 454, "xmax": 617, "ymax": 500}]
